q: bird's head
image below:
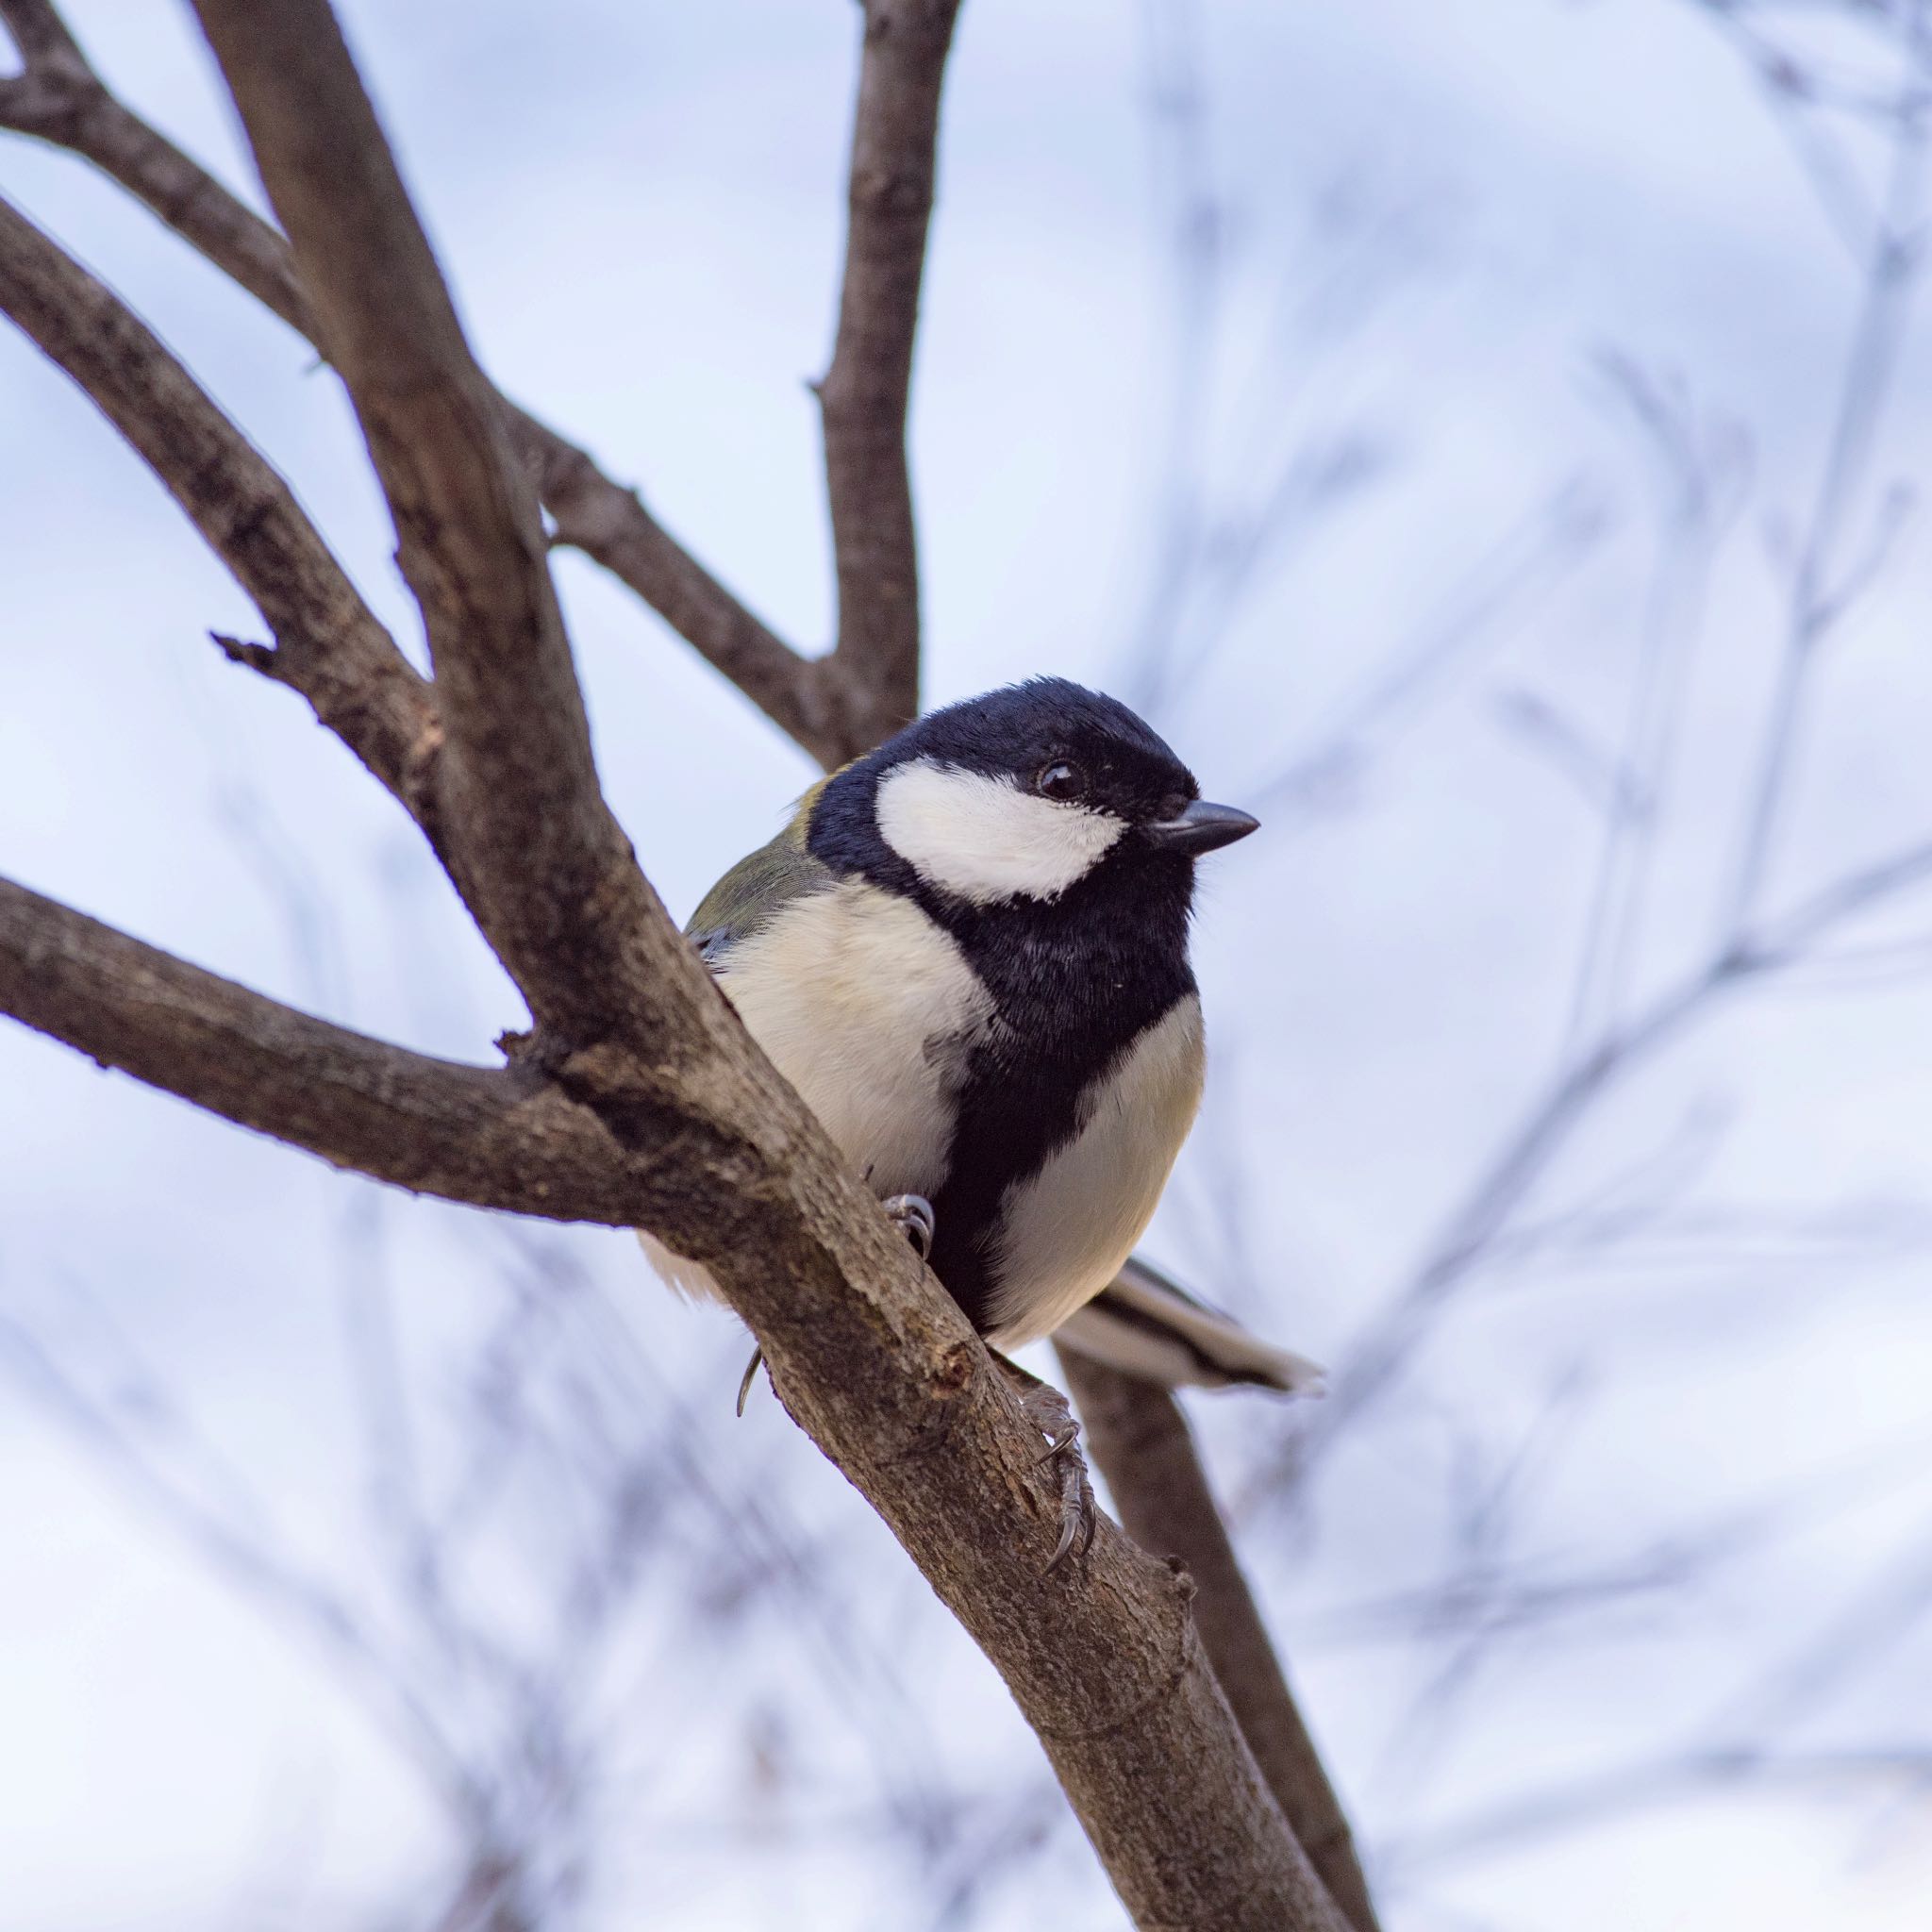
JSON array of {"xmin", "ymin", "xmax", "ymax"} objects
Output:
[{"xmin": 806, "ymin": 678, "xmax": 1257, "ymax": 910}]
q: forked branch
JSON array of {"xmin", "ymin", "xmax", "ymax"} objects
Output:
[
  {"xmin": 192, "ymin": 0, "xmax": 677, "ymax": 1055},
  {"xmin": 0, "ymin": 856, "xmax": 1346, "ymax": 1930},
  {"xmin": 0, "ymin": 5, "xmax": 1355, "ymax": 1919}
]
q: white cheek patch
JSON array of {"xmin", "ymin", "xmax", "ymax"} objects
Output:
[{"xmin": 875, "ymin": 759, "xmax": 1126, "ymax": 904}]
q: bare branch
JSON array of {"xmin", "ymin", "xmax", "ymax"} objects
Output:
[
  {"xmin": 1562, "ymin": 357, "xmax": 1743, "ymax": 1058},
  {"xmin": 0, "ymin": 0, "xmax": 78, "ymax": 80},
  {"xmin": 0, "ymin": 0, "xmax": 849, "ymax": 760},
  {"xmin": 0, "ymin": 870, "xmax": 1345, "ymax": 1930},
  {"xmin": 1270, "ymin": 831, "xmax": 1932, "ymax": 1501},
  {"xmin": 0, "ymin": 1301, "xmax": 488, "ymax": 1820},
  {"xmin": 817, "ymin": 0, "xmax": 962, "ymax": 744},
  {"xmin": 1061, "ymin": 1351, "xmax": 1381, "ymax": 1932},
  {"xmin": 1383, "ymin": 1745, "xmax": 1932, "ymax": 1879},
  {"xmin": 0, "ymin": 191, "xmax": 449, "ymax": 858},
  {"xmin": 0, "ymin": 874, "xmax": 645, "ymax": 1221},
  {"xmin": 5, "ymin": 7, "xmax": 1370, "ymax": 1915},
  {"xmin": 1750, "ymin": 836, "xmax": 1932, "ymax": 962},
  {"xmin": 191, "ymin": 0, "xmax": 675, "ymax": 1052}
]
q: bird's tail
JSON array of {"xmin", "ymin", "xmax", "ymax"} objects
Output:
[{"xmin": 1053, "ymin": 1254, "xmax": 1324, "ymax": 1395}]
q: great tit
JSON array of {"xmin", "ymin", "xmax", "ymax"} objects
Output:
[{"xmin": 641, "ymin": 678, "xmax": 1309, "ymax": 1548}]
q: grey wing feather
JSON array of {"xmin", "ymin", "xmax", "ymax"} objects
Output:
[{"xmin": 687, "ymin": 824, "xmax": 838, "ymax": 973}]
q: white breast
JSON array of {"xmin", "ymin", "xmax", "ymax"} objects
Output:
[
  {"xmin": 984, "ymin": 993, "xmax": 1206, "ymax": 1349},
  {"xmin": 720, "ymin": 877, "xmax": 991, "ymax": 1197},
  {"xmin": 640, "ymin": 878, "xmax": 991, "ymax": 1306}
]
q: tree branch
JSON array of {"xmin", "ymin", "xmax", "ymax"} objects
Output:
[
  {"xmin": 0, "ymin": 865, "xmax": 1347, "ymax": 1931},
  {"xmin": 4, "ymin": 5, "xmax": 1365, "ymax": 1916},
  {"xmin": 0, "ymin": 875, "xmax": 628, "ymax": 1219},
  {"xmin": 1061, "ymin": 1350, "xmax": 1381, "ymax": 1932},
  {"xmin": 0, "ymin": 0, "xmax": 308, "ymax": 325},
  {"xmin": 816, "ymin": 0, "xmax": 960, "ymax": 745},
  {"xmin": 0, "ymin": 0, "xmax": 858, "ymax": 764},
  {"xmin": 0, "ymin": 190, "xmax": 449, "ymax": 861},
  {"xmin": 191, "ymin": 0, "xmax": 677, "ymax": 1054}
]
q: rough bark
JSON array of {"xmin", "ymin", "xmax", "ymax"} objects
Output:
[
  {"xmin": 1063, "ymin": 1351, "xmax": 1383, "ymax": 1932},
  {"xmin": 193, "ymin": 0, "xmax": 678, "ymax": 1055}
]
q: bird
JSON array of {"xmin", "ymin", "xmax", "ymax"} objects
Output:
[{"xmin": 640, "ymin": 676, "xmax": 1315, "ymax": 1561}]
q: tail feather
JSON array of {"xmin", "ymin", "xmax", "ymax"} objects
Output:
[{"xmin": 1054, "ymin": 1254, "xmax": 1324, "ymax": 1395}]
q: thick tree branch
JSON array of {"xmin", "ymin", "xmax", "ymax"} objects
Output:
[
  {"xmin": 0, "ymin": 0, "xmax": 858, "ymax": 764},
  {"xmin": 1062, "ymin": 1351, "xmax": 1382, "ymax": 1932},
  {"xmin": 0, "ymin": 191, "xmax": 450, "ymax": 861},
  {"xmin": 0, "ymin": 870, "xmax": 1346, "ymax": 1931},
  {"xmin": 191, "ymin": 0, "xmax": 677, "ymax": 1054},
  {"xmin": 817, "ymin": 0, "xmax": 960, "ymax": 745}
]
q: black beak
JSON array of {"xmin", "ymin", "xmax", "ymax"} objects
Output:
[{"xmin": 1142, "ymin": 799, "xmax": 1260, "ymax": 856}]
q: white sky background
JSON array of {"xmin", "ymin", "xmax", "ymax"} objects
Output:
[{"xmin": 4, "ymin": 1, "xmax": 1932, "ymax": 1928}]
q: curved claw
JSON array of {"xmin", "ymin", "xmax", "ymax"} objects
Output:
[
  {"xmin": 1041, "ymin": 1418, "xmax": 1098, "ymax": 1574},
  {"xmin": 881, "ymin": 1191, "xmax": 936, "ymax": 1261},
  {"xmin": 995, "ymin": 1361, "xmax": 1097, "ymax": 1574}
]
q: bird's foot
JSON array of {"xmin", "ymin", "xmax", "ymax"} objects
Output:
[
  {"xmin": 880, "ymin": 1192, "xmax": 936, "ymax": 1261},
  {"xmin": 996, "ymin": 1356, "xmax": 1097, "ymax": 1573}
]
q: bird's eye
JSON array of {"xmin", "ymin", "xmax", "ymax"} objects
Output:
[{"xmin": 1035, "ymin": 761, "xmax": 1087, "ymax": 802}]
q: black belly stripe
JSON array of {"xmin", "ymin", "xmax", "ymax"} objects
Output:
[{"xmin": 920, "ymin": 893, "xmax": 1194, "ymax": 1337}]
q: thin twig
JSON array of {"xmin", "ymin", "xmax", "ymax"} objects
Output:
[
  {"xmin": 1380, "ymin": 1745, "xmax": 1932, "ymax": 1879},
  {"xmin": 1562, "ymin": 358, "xmax": 1743, "ymax": 1057},
  {"xmin": 0, "ymin": 1306, "xmax": 488, "ymax": 1818},
  {"xmin": 1267, "ymin": 837, "xmax": 1932, "ymax": 1499}
]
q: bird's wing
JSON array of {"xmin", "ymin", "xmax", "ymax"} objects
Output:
[
  {"xmin": 686, "ymin": 802, "xmax": 839, "ymax": 974},
  {"xmin": 1053, "ymin": 1253, "xmax": 1324, "ymax": 1394}
]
